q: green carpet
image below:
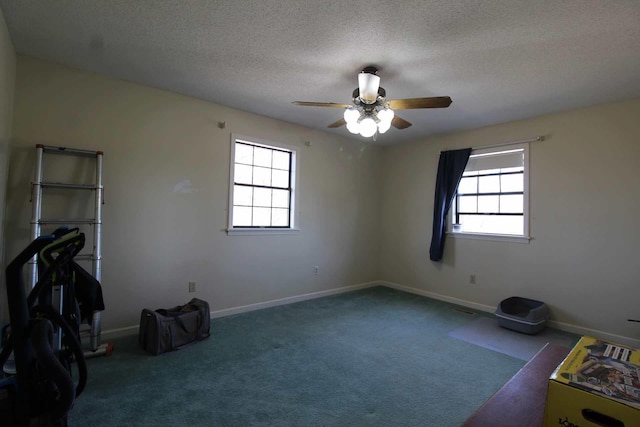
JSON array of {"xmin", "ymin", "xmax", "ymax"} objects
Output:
[{"xmin": 69, "ymin": 286, "xmax": 527, "ymax": 426}]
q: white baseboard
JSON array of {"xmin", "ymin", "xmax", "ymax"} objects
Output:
[
  {"xmin": 101, "ymin": 325, "xmax": 139, "ymax": 340},
  {"xmin": 545, "ymin": 320, "xmax": 640, "ymax": 348},
  {"xmin": 380, "ymin": 281, "xmax": 640, "ymax": 348},
  {"xmin": 209, "ymin": 281, "xmax": 380, "ymax": 318},
  {"xmin": 381, "ymin": 281, "xmax": 496, "ymax": 314},
  {"xmin": 102, "ymin": 281, "xmax": 381, "ymax": 337},
  {"xmin": 102, "ymin": 280, "xmax": 640, "ymax": 349}
]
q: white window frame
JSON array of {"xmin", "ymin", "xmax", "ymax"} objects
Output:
[
  {"xmin": 227, "ymin": 134, "xmax": 299, "ymax": 235},
  {"xmin": 448, "ymin": 142, "xmax": 530, "ymax": 243}
]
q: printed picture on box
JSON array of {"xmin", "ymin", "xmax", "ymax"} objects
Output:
[{"xmin": 560, "ymin": 340, "xmax": 640, "ymax": 408}]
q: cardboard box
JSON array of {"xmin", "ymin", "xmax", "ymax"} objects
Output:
[{"xmin": 543, "ymin": 336, "xmax": 640, "ymax": 427}]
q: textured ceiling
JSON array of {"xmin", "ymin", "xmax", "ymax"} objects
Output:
[{"xmin": 1, "ymin": 1, "xmax": 640, "ymax": 144}]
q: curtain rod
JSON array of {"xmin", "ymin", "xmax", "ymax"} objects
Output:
[
  {"xmin": 441, "ymin": 136, "xmax": 544, "ymax": 153},
  {"xmin": 472, "ymin": 136, "xmax": 544, "ymax": 150}
]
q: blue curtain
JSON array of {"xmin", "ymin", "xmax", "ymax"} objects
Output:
[{"xmin": 429, "ymin": 148, "xmax": 472, "ymax": 261}]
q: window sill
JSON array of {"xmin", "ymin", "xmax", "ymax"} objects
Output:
[
  {"xmin": 227, "ymin": 228, "xmax": 300, "ymax": 236},
  {"xmin": 447, "ymin": 231, "xmax": 530, "ymax": 244}
]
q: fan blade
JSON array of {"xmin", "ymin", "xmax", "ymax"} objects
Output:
[
  {"xmin": 327, "ymin": 118, "xmax": 346, "ymax": 128},
  {"xmin": 292, "ymin": 101, "xmax": 351, "ymax": 108},
  {"xmin": 388, "ymin": 96, "xmax": 452, "ymax": 110},
  {"xmin": 391, "ymin": 115, "xmax": 412, "ymax": 129}
]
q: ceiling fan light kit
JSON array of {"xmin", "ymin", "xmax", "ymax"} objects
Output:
[
  {"xmin": 293, "ymin": 66, "xmax": 452, "ymax": 139},
  {"xmin": 344, "ymin": 68, "xmax": 395, "ymax": 137},
  {"xmin": 343, "ymin": 103, "xmax": 394, "ymax": 136}
]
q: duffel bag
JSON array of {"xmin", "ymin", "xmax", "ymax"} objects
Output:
[{"xmin": 139, "ymin": 298, "xmax": 210, "ymax": 355}]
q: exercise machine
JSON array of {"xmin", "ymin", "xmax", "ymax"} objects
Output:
[{"xmin": 0, "ymin": 227, "xmax": 103, "ymax": 426}]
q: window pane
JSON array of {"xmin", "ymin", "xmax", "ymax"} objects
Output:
[
  {"xmin": 233, "ymin": 206, "xmax": 252, "ymax": 226},
  {"xmin": 478, "ymin": 174, "xmax": 500, "ymax": 193},
  {"xmin": 478, "ymin": 195, "xmax": 499, "ymax": 213},
  {"xmin": 458, "ymin": 195, "xmax": 477, "ymax": 213},
  {"xmin": 498, "ymin": 216, "xmax": 524, "ymax": 235},
  {"xmin": 235, "ymin": 164, "xmax": 252, "ymax": 185},
  {"xmin": 272, "ymin": 189, "xmax": 289, "ymax": 208},
  {"xmin": 500, "ymin": 195, "xmax": 523, "ymax": 213},
  {"xmin": 272, "ymin": 208, "xmax": 289, "ymax": 226},
  {"xmin": 253, "ymin": 187, "xmax": 272, "ymax": 207},
  {"xmin": 501, "ymin": 173, "xmax": 523, "ymax": 192},
  {"xmin": 458, "ymin": 214, "xmax": 484, "ymax": 233},
  {"xmin": 458, "ymin": 177, "xmax": 477, "ymax": 194},
  {"xmin": 254, "ymin": 147, "xmax": 272, "ymax": 167},
  {"xmin": 459, "ymin": 214, "xmax": 523, "ymax": 235},
  {"xmin": 234, "ymin": 185, "xmax": 252, "ymax": 206},
  {"xmin": 272, "ymin": 151, "xmax": 290, "ymax": 170},
  {"xmin": 272, "ymin": 169, "xmax": 289, "ymax": 188},
  {"xmin": 235, "ymin": 144, "xmax": 253, "ymax": 165},
  {"xmin": 253, "ymin": 207, "xmax": 271, "ymax": 226},
  {"xmin": 253, "ymin": 166, "xmax": 271, "ymax": 186}
]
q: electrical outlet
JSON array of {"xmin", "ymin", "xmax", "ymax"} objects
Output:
[
  {"xmin": 188, "ymin": 281, "xmax": 196, "ymax": 293},
  {"xmin": 313, "ymin": 266, "xmax": 319, "ymax": 276},
  {"xmin": 469, "ymin": 275, "xmax": 476, "ymax": 284}
]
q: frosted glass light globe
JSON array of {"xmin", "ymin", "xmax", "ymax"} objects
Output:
[
  {"xmin": 346, "ymin": 122, "xmax": 359, "ymax": 134},
  {"xmin": 358, "ymin": 117, "xmax": 377, "ymax": 137},
  {"xmin": 344, "ymin": 107, "xmax": 360, "ymax": 124},
  {"xmin": 378, "ymin": 120, "xmax": 391, "ymax": 134},
  {"xmin": 377, "ymin": 108, "xmax": 394, "ymax": 124}
]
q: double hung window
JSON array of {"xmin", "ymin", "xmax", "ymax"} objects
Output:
[
  {"xmin": 450, "ymin": 143, "xmax": 529, "ymax": 240},
  {"xmin": 228, "ymin": 135, "xmax": 297, "ymax": 233}
]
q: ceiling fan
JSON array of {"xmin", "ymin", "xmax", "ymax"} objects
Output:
[{"xmin": 292, "ymin": 66, "xmax": 452, "ymax": 138}]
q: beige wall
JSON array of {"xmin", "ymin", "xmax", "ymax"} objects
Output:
[
  {"xmin": 6, "ymin": 56, "xmax": 381, "ymax": 330},
  {"xmin": 380, "ymin": 98, "xmax": 640, "ymax": 345},
  {"xmin": 0, "ymin": 8, "xmax": 15, "ymax": 322},
  {"xmin": 5, "ymin": 55, "xmax": 640, "ymax": 346}
]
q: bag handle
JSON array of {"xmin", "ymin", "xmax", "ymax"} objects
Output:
[{"xmin": 155, "ymin": 309, "xmax": 190, "ymax": 334}]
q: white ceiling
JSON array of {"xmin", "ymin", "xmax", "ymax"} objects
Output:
[{"xmin": 1, "ymin": 1, "xmax": 640, "ymax": 144}]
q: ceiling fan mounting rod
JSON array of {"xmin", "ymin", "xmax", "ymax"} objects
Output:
[{"xmin": 361, "ymin": 66, "xmax": 378, "ymax": 75}]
